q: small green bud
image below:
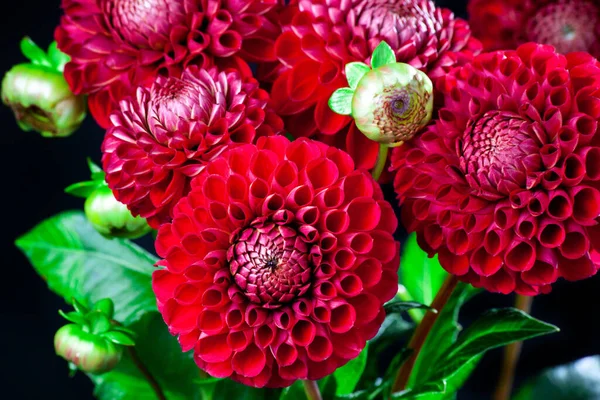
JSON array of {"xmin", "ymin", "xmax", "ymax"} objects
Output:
[
  {"xmin": 84, "ymin": 185, "xmax": 151, "ymax": 239},
  {"xmin": 352, "ymin": 63, "xmax": 433, "ymax": 147},
  {"xmin": 54, "ymin": 324, "xmax": 122, "ymax": 374}
]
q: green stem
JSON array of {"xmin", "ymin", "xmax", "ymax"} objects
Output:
[
  {"xmin": 392, "ymin": 275, "xmax": 460, "ymax": 393},
  {"xmin": 371, "ymin": 144, "xmax": 390, "ymax": 181},
  {"xmin": 126, "ymin": 347, "xmax": 167, "ymax": 400},
  {"xmin": 303, "ymin": 380, "xmax": 323, "ymax": 400},
  {"xmin": 396, "ymin": 284, "xmax": 424, "ymax": 323}
]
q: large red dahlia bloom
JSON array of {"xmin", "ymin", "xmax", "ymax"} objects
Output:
[
  {"xmin": 270, "ymin": 0, "xmax": 481, "ymax": 173},
  {"xmin": 391, "ymin": 43, "xmax": 600, "ymax": 295},
  {"xmin": 55, "ymin": 0, "xmax": 280, "ymax": 127},
  {"xmin": 152, "ymin": 136, "xmax": 399, "ymax": 387},
  {"xmin": 468, "ymin": 0, "xmax": 600, "ymax": 56},
  {"xmin": 102, "ymin": 66, "xmax": 282, "ymax": 229}
]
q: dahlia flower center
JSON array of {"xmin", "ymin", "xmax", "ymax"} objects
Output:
[
  {"xmin": 227, "ymin": 222, "xmax": 312, "ymax": 308},
  {"xmin": 351, "ymin": 0, "xmax": 435, "ymax": 49},
  {"xmin": 104, "ymin": 0, "xmax": 187, "ymax": 47},
  {"xmin": 462, "ymin": 111, "xmax": 540, "ymax": 191},
  {"xmin": 526, "ymin": 0, "xmax": 599, "ymax": 55}
]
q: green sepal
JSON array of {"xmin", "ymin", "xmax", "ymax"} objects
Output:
[
  {"xmin": 20, "ymin": 37, "xmax": 51, "ymax": 68},
  {"xmin": 384, "ymin": 300, "xmax": 433, "ymax": 315},
  {"xmin": 65, "ymin": 181, "xmax": 102, "ymax": 198},
  {"xmin": 68, "ymin": 362, "xmax": 78, "ymax": 377},
  {"xmin": 102, "ymin": 331, "xmax": 136, "ymax": 346},
  {"xmin": 371, "ymin": 41, "xmax": 396, "ymax": 69},
  {"xmin": 88, "ymin": 311, "xmax": 112, "ymax": 335},
  {"xmin": 110, "ymin": 326, "xmax": 137, "ymax": 336},
  {"xmin": 58, "ymin": 310, "xmax": 88, "ymax": 326},
  {"xmin": 47, "ymin": 41, "xmax": 70, "ymax": 72},
  {"xmin": 345, "ymin": 62, "xmax": 371, "ymax": 90},
  {"xmin": 93, "ymin": 298, "xmax": 115, "ymax": 319},
  {"xmin": 329, "ymin": 87, "xmax": 355, "ymax": 116},
  {"xmin": 88, "ymin": 158, "xmax": 106, "ymax": 182},
  {"xmin": 72, "ymin": 297, "xmax": 89, "ymax": 315}
]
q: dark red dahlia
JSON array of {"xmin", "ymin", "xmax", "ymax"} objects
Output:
[
  {"xmin": 102, "ymin": 66, "xmax": 283, "ymax": 228},
  {"xmin": 269, "ymin": 0, "xmax": 481, "ymax": 175},
  {"xmin": 391, "ymin": 43, "xmax": 600, "ymax": 295},
  {"xmin": 55, "ymin": 0, "xmax": 281, "ymax": 127},
  {"xmin": 152, "ymin": 136, "xmax": 399, "ymax": 387},
  {"xmin": 468, "ymin": 0, "xmax": 600, "ymax": 56}
]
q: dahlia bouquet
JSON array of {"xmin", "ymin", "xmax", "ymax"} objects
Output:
[{"xmin": 7, "ymin": 0, "xmax": 600, "ymax": 399}]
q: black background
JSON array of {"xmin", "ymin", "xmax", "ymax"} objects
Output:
[{"xmin": 2, "ymin": 0, "xmax": 599, "ymax": 399}]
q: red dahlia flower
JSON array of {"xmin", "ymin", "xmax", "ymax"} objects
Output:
[
  {"xmin": 152, "ymin": 136, "xmax": 399, "ymax": 387},
  {"xmin": 468, "ymin": 0, "xmax": 600, "ymax": 56},
  {"xmin": 270, "ymin": 0, "xmax": 481, "ymax": 174},
  {"xmin": 391, "ymin": 43, "xmax": 600, "ymax": 295},
  {"xmin": 55, "ymin": 0, "xmax": 280, "ymax": 128},
  {"xmin": 102, "ymin": 66, "xmax": 283, "ymax": 229}
]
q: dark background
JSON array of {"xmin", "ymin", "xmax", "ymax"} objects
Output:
[{"xmin": 2, "ymin": 0, "xmax": 599, "ymax": 399}]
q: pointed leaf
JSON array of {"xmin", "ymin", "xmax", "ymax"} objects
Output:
[
  {"xmin": 328, "ymin": 88, "xmax": 354, "ymax": 115},
  {"xmin": 89, "ymin": 311, "xmax": 112, "ymax": 334},
  {"xmin": 87, "ymin": 158, "xmax": 106, "ymax": 181},
  {"xmin": 15, "ymin": 211, "xmax": 158, "ymax": 325},
  {"xmin": 58, "ymin": 310, "xmax": 88, "ymax": 326},
  {"xmin": 335, "ymin": 344, "xmax": 369, "ymax": 395},
  {"xmin": 64, "ymin": 181, "xmax": 101, "ymax": 198},
  {"xmin": 345, "ymin": 62, "xmax": 371, "ymax": 89},
  {"xmin": 110, "ymin": 326, "xmax": 137, "ymax": 337},
  {"xmin": 427, "ymin": 308, "xmax": 559, "ymax": 389},
  {"xmin": 400, "ymin": 233, "xmax": 448, "ymax": 322},
  {"xmin": 20, "ymin": 37, "xmax": 51, "ymax": 67},
  {"xmin": 384, "ymin": 300, "xmax": 433, "ymax": 315},
  {"xmin": 94, "ymin": 298, "xmax": 115, "ymax": 319},
  {"xmin": 47, "ymin": 41, "xmax": 70, "ymax": 72},
  {"xmin": 371, "ymin": 41, "xmax": 396, "ymax": 69},
  {"xmin": 103, "ymin": 331, "xmax": 136, "ymax": 346},
  {"xmin": 72, "ymin": 297, "xmax": 89, "ymax": 315}
]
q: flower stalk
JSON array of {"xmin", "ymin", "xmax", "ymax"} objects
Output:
[
  {"xmin": 302, "ymin": 380, "xmax": 323, "ymax": 400},
  {"xmin": 493, "ymin": 295, "xmax": 534, "ymax": 400},
  {"xmin": 372, "ymin": 144, "xmax": 390, "ymax": 182},
  {"xmin": 392, "ymin": 275, "xmax": 460, "ymax": 393}
]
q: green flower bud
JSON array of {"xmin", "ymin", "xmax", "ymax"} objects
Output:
[
  {"xmin": 54, "ymin": 324, "xmax": 122, "ymax": 374},
  {"xmin": 352, "ymin": 63, "xmax": 433, "ymax": 147},
  {"xmin": 1, "ymin": 64, "xmax": 85, "ymax": 138},
  {"xmin": 84, "ymin": 185, "xmax": 151, "ymax": 239}
]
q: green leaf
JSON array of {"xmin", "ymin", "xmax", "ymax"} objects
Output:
[
  {"xmin": 65, "ymin": 181, "xmax": 101, "ymax": 198},
  {"xmin": 58, "ymin": 310, "xmax": 88, "ymax": 326},
  {"xmin": 515, "ymin": 356, "xmax": 600, "ymax": 400},
  {"xmin": 371, "ymin": 41, "xmax": 396, "ymax": 69},
  {"xmin": 88, "ymin": 311, "xmax": 112, "ymax": 334},
  {"xmin": 20, "ymin": 37, "xmax": 51, "ymax": 67},
  {"xmin": 335, "ymin": 344, "xmax": 369, "ymax": 395},
  {"xmin": 400, "ymin": 233, "xmax": 448, "ymax": 322},
  {"xmin": 88, "ymin": 158, "xmax": 106, "ymax": 181},
  {"xmin": 47, "ymin": 41, "xmax": 70, "ymax": 72},
  {"xmin": 94, "ymin": 298, "xmax": 115, "ymax": 319},
  {"xmin": 328, "ymin": 88, "xmax": 354, "ymax": 115},
  {"xmin": 15, "ymin": 211, "xmax": 158, "ymax": 325},
  {"xmin": 345, "ymin": 62, "xmax": 371, "ymax": 90},
  {"xmin": 384, "ymin": 300, "xmax": 432, "ymax": 315},
  {"xmin": 408, "ymin": 283, "xmax": 479, "ymax": 388},
  {"xmin": 392, "ymin": 382, "xmax": 447, "ymax": 399},
  {"xmin": 428, "ymin": 308, "xmax": 559, "ymax": 388},
  {"xmin": 90, "ymin": 313, "xmax": 202, "ymax": 400},
  {"xmin": 103, "ymin": 331, "xmax": 136, "ymax": 346}
]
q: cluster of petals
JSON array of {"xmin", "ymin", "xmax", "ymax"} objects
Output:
[
  {"xmin": 102, "ymin": 65, "xmax": 282, "ymax": 228},
  {"xmin": 55, "ymin": 0, "xmax": 281, "ymax": 127},
  {"xmin": 468, "ymin": 0, "xmax": 600, "ymax": 57},
  {"xmin": 269, "ymin": 0, "xmax": 481, "ymax": 174},
  {"xmin": 152, "ymin": 136, "xmax": 399, "ymax": 386},
  {"xmin": 392, "ymin": 43, "xmax": 600, "ymax": 294}
]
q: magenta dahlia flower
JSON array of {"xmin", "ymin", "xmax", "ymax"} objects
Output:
[
  {"xmin": 391, "ymin": 43, "xmax": 600, "ymax": 295},
  {"xmin": 152, "ymin": 136, "xmax": 400, "ymax": 387},
  {"xmin": 269, "ymin": 0, "xmax": 481, "ymax": 176},
  {"xmin": 468, "ymin": 0, "xmax": 600, "ymax": 56},
  {"xmin": 102, "ymin": 66, "xmax": 283, "ymax": 229},
  {"xmin": 55, "ymin": 0, "xmax": 281, "ymax": 128}
]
